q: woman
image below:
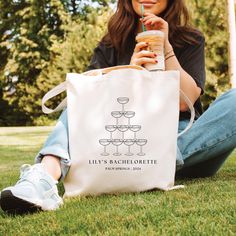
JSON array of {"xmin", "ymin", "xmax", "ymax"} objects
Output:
[{"xmin": 1, "ymin": 0, "xmax": 236, "ymax": 214}]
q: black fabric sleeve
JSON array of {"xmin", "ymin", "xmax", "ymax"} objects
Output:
[
  {"xmin": 176, "ymin": 35, "xmax": 206, "ymax": 94},
  {"xmin": 86, "ymin": 43, "xmax": 117, "ymax": 71}
]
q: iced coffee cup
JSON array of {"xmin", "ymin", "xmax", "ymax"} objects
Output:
[{"xmin": 136, "ymin": 30, "xmax": 165, "ymax": 71}]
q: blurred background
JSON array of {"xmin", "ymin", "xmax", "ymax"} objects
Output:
[{"xmin": 0, "ymin": 0, "xmax": 234, "ymax": 126}]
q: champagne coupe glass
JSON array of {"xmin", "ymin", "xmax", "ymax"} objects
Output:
[
  {"xmin": 124, "ymin": 139, "xmax": 135, "ymax": 156},
  {"xmin": 120, "ymin": 111, "xmax": 127, "ymax": 116},
  {"xmin": 112, "ymin": 139, "xmax": 123, "ymax": 156},
  {"xmin": 124, "ymin": 111, "xmax": 135, "ymax": 126},
  {"xmin": 130, "ymin": 125, "xmax": 141, "ymax": 140},
  {"xmin": 105, "ymin": 125, "xmax": 117, "ymax": 139},
  {"xmin": 117, "ymin": 97, "xmax": 129, "ymax": 112},
  {"xmin": 99, "ymin": 139, "xmax": 111, "ymax": 156},
  {"xmin": 111, "ymin": 111, "xmax": 122, "ymax": 125},
  {"xmin": 136, "ymin": 139, "xmax": 147, "ymax": 156},
  {"xmin": 117, "ymin": 125, "xmax": 129, "ymax": 139}
]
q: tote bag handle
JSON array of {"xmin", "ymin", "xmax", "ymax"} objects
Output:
[
  {"xmin": 178, "ymin": 90, "xmax": 195, "ymax": 137},
  {"xmin": 83, "ymin": 65, "xmax": 144, "ymax": 76},
  {"xmin": 42, "ymin": 66, "xmax": 195, "ymax": 136},
  {"xmin": 42, "ymin": 65, "xmax": 144, "ymax": 114}
]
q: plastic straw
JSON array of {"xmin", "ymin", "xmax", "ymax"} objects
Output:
[{"xmin": 141, "ymin": 4, "xmax": 146, "ymax": 32}]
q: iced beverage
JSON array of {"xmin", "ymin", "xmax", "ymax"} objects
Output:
[{"xmin": 136, "ymin": 30, "xmax": 165, "ymax": 71}]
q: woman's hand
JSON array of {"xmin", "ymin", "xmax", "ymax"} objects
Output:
[
  {"xmin": 130, "ymin": 41, "xmax": 157, "ymax": 67},
  {"xmin": 141, "ymin": 13, "xmax": 169, "ymax": 44}
]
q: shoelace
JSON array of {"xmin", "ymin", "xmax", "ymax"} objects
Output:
[
  {"xmin": 17, "ymin": 164, "xmax": 42, "ymax": 184},
  {"xmin": 17, "ymin": 164, "xmax": 58, "ymax": 186}
]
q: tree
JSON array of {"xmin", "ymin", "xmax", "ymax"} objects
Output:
[
  {"xmin": 0, "ymin": 0, "xmax": 114, "ymax": 126},
  {"xmin": 34, "ymin": 8, "xmax": 110, "ymax": 125},
  {"xmin": 1, "ymin": 0, "xmax": 230, "ymax": 125},
  {"xmin": 0, "ymin": 0, "xmax": 69, "ymax": 125},
  {"xmin": 227, "ymin": 0, "xmax": 236, "ymax": 88},
  {"xmin": 187, "ymin": 0, "xmax": 230, "ymax": 109},
  {"xmin": 0, "ymin": 0, "xmax": 28, "ymax": 125},
  {"xmin": 61, "ymin": 0, "xmax": 115, "ymax": 17}
]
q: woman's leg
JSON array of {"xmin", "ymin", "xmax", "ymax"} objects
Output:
[
  {"xmin": 0, "ymin": 109, "xmax": 70, "ymax": 213},
  {"xmin": 176, "ymin": 150, "xmax": 233, "ymax": 178},
  {"xmin": 42, "ymin": 155, "xmax": 61, "ymax": 181},
  {"xmin": 176, "ymin": 89, "xmax": 236, "ymax": 178},
  {"xmin": 35, "ymin": 109, "xmax": 71, "ymax": 181}
]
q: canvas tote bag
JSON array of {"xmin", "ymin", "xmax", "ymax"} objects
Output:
[{"xmin": 42, "ymin": 65, "xmax": 194, "ymax": 197}]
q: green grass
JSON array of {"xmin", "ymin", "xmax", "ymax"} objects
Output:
[{"xmin": 0, "ymin": 127, "xmax": 235, "ymax": 236}]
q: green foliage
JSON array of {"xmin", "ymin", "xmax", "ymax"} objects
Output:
[
  {"xmin": 187, "ymin": 0, "xmax": 230, "ymax": 109},
  {"xmin": 0, "ymin": 0, "xmax": 29, "ymax": 125},
  {"xmin": 44, "ymin": 9, "xmax": 109, "ymax": 77},
  {"xmin": 33, "ymin": 9, "xmax": 110, "ymax": 125},
  {"xmin": 0, "ymin": 0, "xmax": 231, "ymax": 125},
  {"xmin": 33, "ymin": 116, "xmax": 57, "ymax": 126},
  {"xmin": 0, "ymin": 0, "xmax": 69, "ymax": 125},
  {"xmin": 0, "ymin": 0, "xmax": 111, "ymax": 125},
  {"xmin": 61, "ymin": 0, "xmax": 115, "ymax": 16}
]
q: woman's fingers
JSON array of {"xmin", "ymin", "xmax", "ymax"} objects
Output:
[
  {"xmin": 134, "ymin": 42, "xmax": 148, "ymax": 52},
  {"xmin": 131, "ymin": 41, "xmax": 158, "ymax": 66},
  {"xmin": 136, "ymin": 50, "xmax": 156, "ymax": 59},
  {"xmin": 140, "ymin": 14, "xmax": 168, "ymax": 33},
  {"xmin": 133, "ymin": 57, "xmax": 157, "ymax": 66},
  {"xmin": 143, "ymin": 17, "xmax": 164, "ymax": 25}
]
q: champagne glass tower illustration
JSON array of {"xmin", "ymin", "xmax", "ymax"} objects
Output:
[
  {"xmin": 99, "ymin": 139, "xmax": 111, "ymax": 156},
  {"xmin": 124, "ymin": 139, "xmax": 135, "ymax": 156},
  {"xmin": 112, "ymin": 139, "xmax": 123, "ymax": 156},
  {"xmin": 136, "ymin": 139, "xmax": 147, "ymax": 156},
  {"xmin": 117, "ymin": 97, "xmax": 129, "ymax": 113},
  {"xmin": 105, "ymin": 125, "xmax": 117, "ymax": 139},
  {"xmin": 130, "ymin": 125, "xmax": 141, "ymax": 140},
  {"xmin": 124, "ymin": 111, "xmax": 135, "ymax": 126},
  {"xmin": 111, "ymin": 111, "xmax": 122, "ymax": 125},
  {"xmin": 99, "ymin": 97, "xmax": 147, "ymax": 156},
  {"xmin": 117, "ymin": 125, "xmax": 129, "ymax": 139}
]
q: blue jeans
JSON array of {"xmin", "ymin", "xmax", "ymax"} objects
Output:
[{"xmin": 35, "ymin": 89, "xmax": 236, "ymax": 180}]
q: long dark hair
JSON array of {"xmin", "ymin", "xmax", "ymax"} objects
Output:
[{"xmin": 102, "ymin": 0, "xmax": 201, "ymax": 54}]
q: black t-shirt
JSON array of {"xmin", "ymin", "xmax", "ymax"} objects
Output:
[{"xmin": 87, "ymin": 33, "xmax": 206, "ymax": 120}]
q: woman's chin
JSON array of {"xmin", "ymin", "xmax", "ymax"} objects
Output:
[{"xmin": 144, "ymin": 9, "xmax": 159, "ymax": 15}]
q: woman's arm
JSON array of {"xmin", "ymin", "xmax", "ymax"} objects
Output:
[
  {"xmin": 164, "ymin": 41, "xmax": 201, "ymax": 111},
  {"xmin": 140, "ymin": 13, "xmax": 204, "ymax": 111}
]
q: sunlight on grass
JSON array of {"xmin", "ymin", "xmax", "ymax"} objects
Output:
[
  {"xmin": 0, "ymin": 127, "xmax": 235, "ymax": 235},
  {"xmin": 0, "ymin": 126, "xmax": 52, "ymax": 146}
]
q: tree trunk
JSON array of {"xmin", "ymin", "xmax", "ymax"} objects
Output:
[{"xmin": 227, "ymin": 0, "xmax": 236, "ymax": 88}]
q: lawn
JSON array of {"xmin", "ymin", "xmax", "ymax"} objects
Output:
[{"xmin": 0, "ymin": 127, "xmax": 235, "ymax": 236}]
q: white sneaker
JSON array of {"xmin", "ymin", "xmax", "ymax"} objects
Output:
[{"xmin": 0, "ymin": 163, "xmax": 63, "ymax": 214}]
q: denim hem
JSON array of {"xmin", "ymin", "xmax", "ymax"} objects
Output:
[{"xmin": 35, "ymin": 147, "xmax": 71, "ymax": 181}]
